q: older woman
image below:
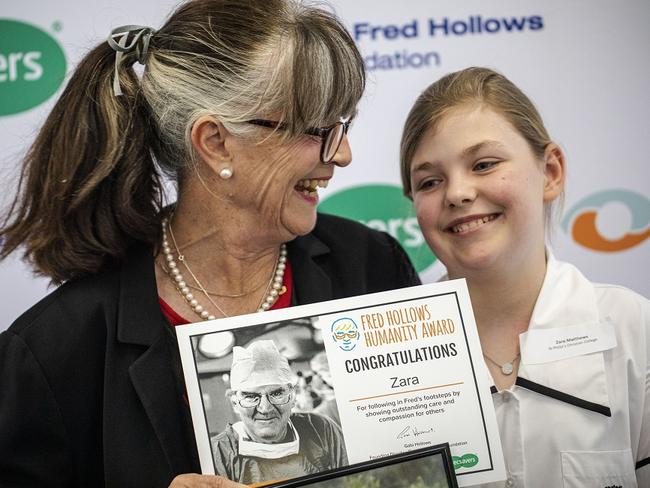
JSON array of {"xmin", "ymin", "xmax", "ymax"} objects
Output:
[{"xmin": 0, "ymin": 1, "xmax": 419, "ymax": 487}]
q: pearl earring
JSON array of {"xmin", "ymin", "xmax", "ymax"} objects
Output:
[{"xmin": 219, "ymin": 166, "xmax": 233, "ymax": 180}]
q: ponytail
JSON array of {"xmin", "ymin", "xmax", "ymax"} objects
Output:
[
  {"xmin": 0, "ymin": 41, "xmax": 163, "ymax": 283},
  {"xmin": 1, "ymin": 0, "xmax": 369, "ymax": 284}
]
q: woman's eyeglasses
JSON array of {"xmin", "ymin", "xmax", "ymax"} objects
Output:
[{"xmin": 247, "ymin": 117, "xmax": 352, "ymax": 164}]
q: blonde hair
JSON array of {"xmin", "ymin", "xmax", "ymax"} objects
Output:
[
  {"xmin": 399, "ymin": 66, "xmax": 561, "ymax": 228},
  {"xmin": 0, "ymin": 0, "xmax": 365, "ymax": 283}
]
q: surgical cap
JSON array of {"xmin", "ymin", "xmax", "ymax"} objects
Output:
[{"xmin": 230, "ymin": 340, "xmax": 293, "ymax": 390}]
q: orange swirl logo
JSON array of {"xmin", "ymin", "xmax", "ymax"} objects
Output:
[{"xmin": 562, "ymin": 190, "xmax": 650, "ymax": 252}]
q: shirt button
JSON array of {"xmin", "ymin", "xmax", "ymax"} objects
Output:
[
  {"xmin": 502, "ymin": 393, "xmax": 510, "ymax": 403},
  {"xmin": 506, "ymin": 478, "xmax": 514, "ymax": 487}
]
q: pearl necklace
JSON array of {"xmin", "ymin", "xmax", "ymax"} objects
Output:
[{"xmin": 160, "ymin": 216, "xmax": 287, "ymax": 321}]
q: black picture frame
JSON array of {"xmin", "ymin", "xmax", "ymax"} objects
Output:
[{"xmin": 259, "ymin": 443, "xmax": 458, "ymax": 488}]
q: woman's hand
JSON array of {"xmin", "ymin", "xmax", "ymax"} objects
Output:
[{"xmin": 169, "ymin": 473, "xmax": 248, "ymax": 488}]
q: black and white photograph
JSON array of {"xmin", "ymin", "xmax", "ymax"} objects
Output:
[{"xmin": 190, "ymin": 318, "xmax": 348, "ymax": 485}]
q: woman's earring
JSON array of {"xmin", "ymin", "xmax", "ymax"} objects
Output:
[{"xmin": 219, "ymin": 166, "xmax": 233, "ymax": 180}]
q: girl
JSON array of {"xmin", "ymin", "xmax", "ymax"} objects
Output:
[{"xmin": 400, "ymin": 67, "xmax": 649, "ymax": 487}]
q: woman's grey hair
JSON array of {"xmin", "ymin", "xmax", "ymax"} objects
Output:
[
  {"xmin": 0, "ymin": 0, "xmax": 365, "ymax": 282},
  {"xmin": 143, "ymin": 0, "xmax": 365, "ymax": 179}
]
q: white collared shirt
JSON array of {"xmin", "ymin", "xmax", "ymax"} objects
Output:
[{"xmin": 475, "ymin": 254, "xmax": 649, "ymax": 488}]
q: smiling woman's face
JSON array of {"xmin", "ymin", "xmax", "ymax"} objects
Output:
[
  {"xmin": 224, "ymin": 125, "xmax": 353, "ymax": 241},
  {"xmin": 232, "ymin": 383, "xmax": 296, "ymax": 443},
  {"xmin": 409, "ymin": 104, "xmax": 550, "ymax": 279}
]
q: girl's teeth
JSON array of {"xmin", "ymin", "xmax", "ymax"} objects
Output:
[{"xmin": 452, "ymin": 215, "xmax": 495, "ymax": 233}]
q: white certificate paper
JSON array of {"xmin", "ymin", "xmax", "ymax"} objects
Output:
[{"xmin": 176, "ymin": 279, "xmax": 505, "ymax": 487}]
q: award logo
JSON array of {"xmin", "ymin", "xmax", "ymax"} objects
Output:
[{"xmin": 331, "ymin": 318, "xmax": 360, "ymax": 352}]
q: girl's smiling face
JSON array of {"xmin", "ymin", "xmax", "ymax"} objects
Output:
[{"xmin": 410, "ymin": 103, "xmax": 562, "ymax": 279}]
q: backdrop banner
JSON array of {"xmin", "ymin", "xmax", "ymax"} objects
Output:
[{"xmin": 1, "ymin": 0, "xmax": 649, "ymax": 330}]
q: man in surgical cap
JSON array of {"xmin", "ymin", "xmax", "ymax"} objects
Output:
[{"xmin": 211, "ymin": 340, "xmax": 348, "ymax": 485}]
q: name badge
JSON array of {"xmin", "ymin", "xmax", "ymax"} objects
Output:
[{"xmin": 520, "ymin": 322, "xmax": 617, "ymax": 365}]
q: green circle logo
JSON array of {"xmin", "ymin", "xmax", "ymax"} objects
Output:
[
  {"xmin": 452, "ymin": 453, "xmax": 479, "ymax": 470},
  {"xmin": 319, "ymin": 184, "xmax": 436, "ymax": 272},
  {"xmin": 0, "ymin": 19, "xmax": 67, "ymax": 116}
]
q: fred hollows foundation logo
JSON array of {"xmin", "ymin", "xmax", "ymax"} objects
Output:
[
  {"xmin": 562, "ymin": 189, "xmax": 650, "ymax": 252},
  {"xmin": 319, "ymin": 184, "xmax": 436, "ymax": 272},
  {"xmin": 0, "ymin": 19, "xmax": 66, "ymax": 116}
]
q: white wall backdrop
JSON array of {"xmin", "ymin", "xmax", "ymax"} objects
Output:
[{"xmin": 1, "ymin": 0, "xmax": 649, "ymax": 330}]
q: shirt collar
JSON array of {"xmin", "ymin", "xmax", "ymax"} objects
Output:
[
  {"xmin": 528, "ymin": 250, "xmax": 600, "ymax": 330},
  {"xmin": 513, "ymin": 251, "xmax": 611, "ymax": 415}
]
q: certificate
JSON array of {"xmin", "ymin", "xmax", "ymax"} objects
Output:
[{"xmin": 176, "ymin": 279, "xmax": 505, "ymax": 487}]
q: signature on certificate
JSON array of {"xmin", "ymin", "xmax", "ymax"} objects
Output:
[{"xmin": 396, "ymin": 425, "xmax": 434, "ymax": 439}]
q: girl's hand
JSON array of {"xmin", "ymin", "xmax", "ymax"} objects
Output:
[{"xmin": 168, "ymin": 473, "xmax": 248, "ymax": 488}]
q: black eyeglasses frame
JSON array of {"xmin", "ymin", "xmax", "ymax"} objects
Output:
[{"xmin": 246, "ymin": 117, "xmax": 352, "ymax": 164}]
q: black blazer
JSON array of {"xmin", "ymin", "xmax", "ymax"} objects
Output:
[{"xmin": 0, "ymin": 214, "xmax": 420, "ymax": 487}]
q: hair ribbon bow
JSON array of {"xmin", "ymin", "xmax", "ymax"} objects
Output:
[{"xmin": 107, "ymin": 25, "xmax": 155, "ymax": 96}]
